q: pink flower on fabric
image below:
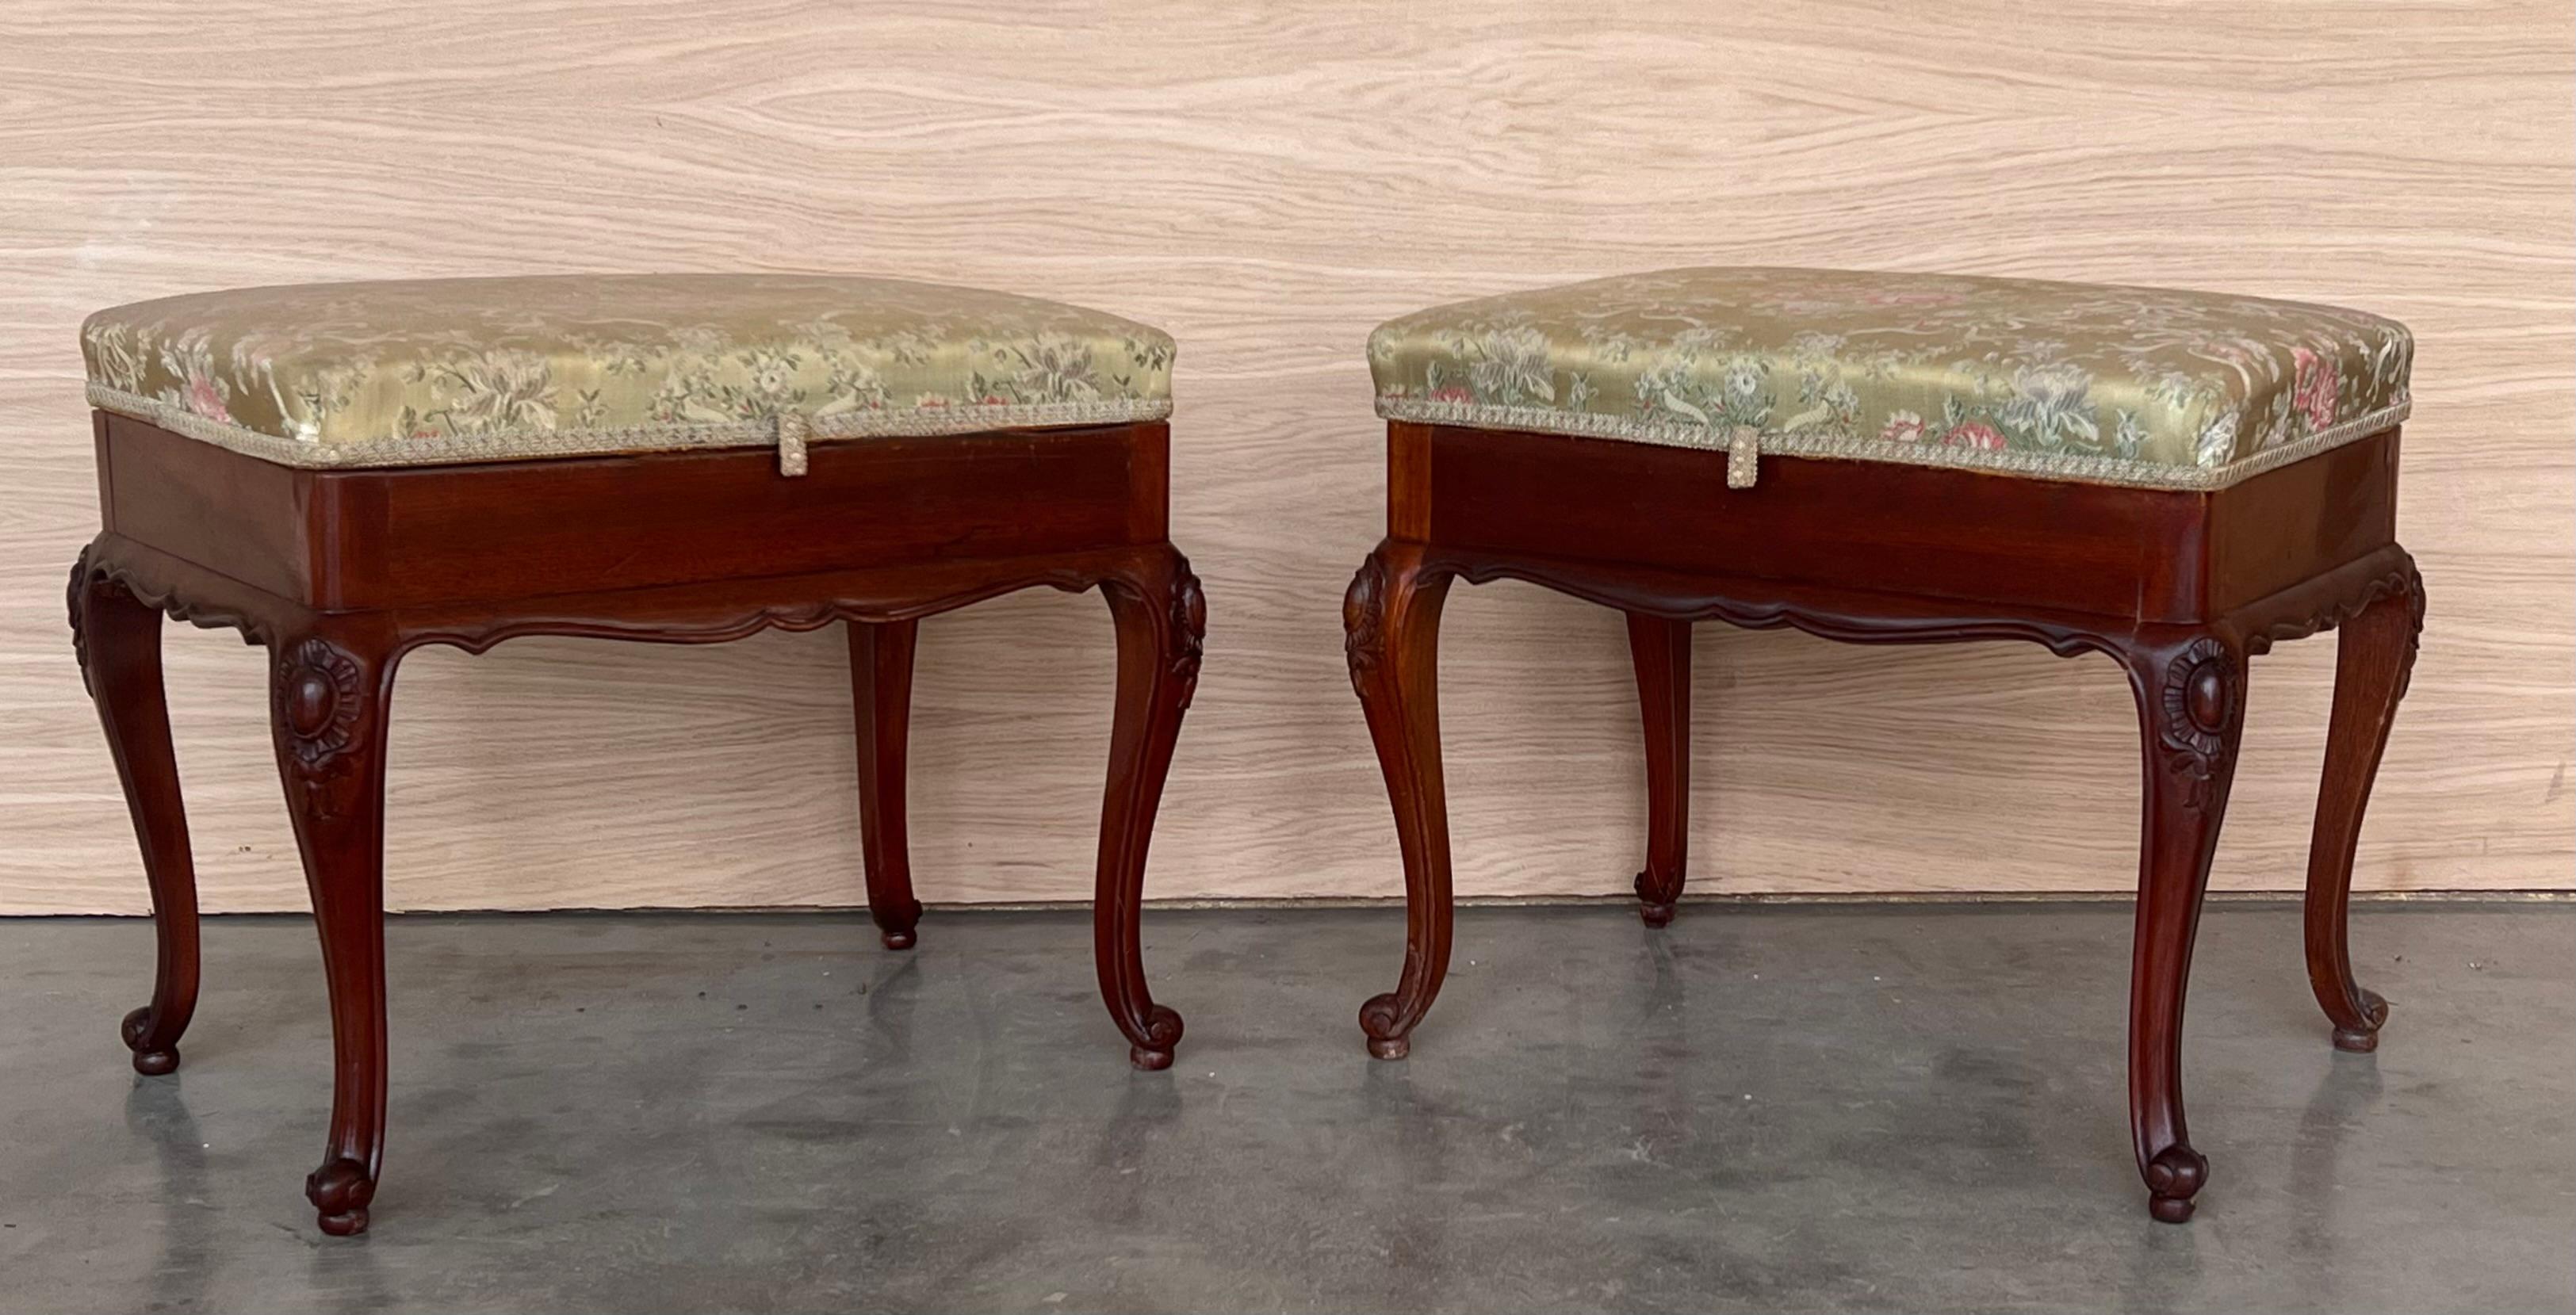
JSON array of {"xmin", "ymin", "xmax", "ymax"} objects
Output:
[
  {"xmin": 182, "ymin": 373, "xmax": 230, "ymax": 422},
  {"xmin": 2291, "ymin": 347, "xmax": 2339, "ymax": 431},
  {"xmin": 1879, "ymin": 411, "xmax": 1930, "ymax": 443},
  {"xmin": 1943, "ymin": 421, "xmax": 2008, "ymax": 451}
]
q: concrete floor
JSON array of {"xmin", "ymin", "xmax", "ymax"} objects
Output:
[{"xmin": 0, "ymin": 903, "xmax": 2567, "ymax": 1314}]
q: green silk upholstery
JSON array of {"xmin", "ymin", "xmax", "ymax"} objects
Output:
[
  {"xmin": 82, "ymin": 273, "xmax": 1174, "ymax": 469},
  {"xmin": 1369, "ymin": 267, "xmax": 2410, "ymax": 489}
]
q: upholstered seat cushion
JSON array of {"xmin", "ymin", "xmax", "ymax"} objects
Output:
[
  {"xmin": 1368, "ymin": 267, "xmax": 2411, "ymax": 489},
  {"xmin": 82, "ymin": 273, "xmax": 1174, "ymax": 470}
]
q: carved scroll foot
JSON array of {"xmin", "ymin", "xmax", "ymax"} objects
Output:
[
  {"xmin": 1359, "ymin": 992, "xmax": 1411, "ymax": 1061},
  {"xmin": 306, "ymin": 1156, "xmax": 377, "ymax": 1237},
  {"xmin": 1093, "ymin": 548, "xmax": 1199, "ymax": 1067},
  {"xmin": 1346, "ymin": 544, "xmax": 1458, "ymax": 1061},
  {"xmin": 1126, "ymin": 1004, "xmax": 1185, "ymax": 1072},
  {"xmin": 2145, "ymin": 1145, "xmax": 2210, "ymax": 1224},
  {"xmin": 121, "ymin": 1006, "xmax": 182, "ymax": 1076},
  {"xmin": 2332, "ymin": 989, "xmax": 2390, "ymax": 1053}
]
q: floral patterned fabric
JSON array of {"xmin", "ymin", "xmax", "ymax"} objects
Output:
[
  {"xmin": 82, "ymin": 274, "xmax": 1175, "ymax": 471},
  {"xmin": 1369, "ymin": 267, "xmax": 2412, "ymax": 489}
]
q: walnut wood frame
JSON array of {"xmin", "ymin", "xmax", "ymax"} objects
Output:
[
  {"xmin": 1342, "ymin": 419, "xmax": 2421, "ymax": 1224},
  {"xmin": 69, "ymin": 413, "xmax": 1200, "ymax": 1237}
]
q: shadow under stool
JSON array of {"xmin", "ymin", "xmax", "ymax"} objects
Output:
[
  {"xmin": 70, "ymin": 273, "xmax": 1198, "ymax": 1234},
  {"xmin": 1341, "ymin": 266, "xmax": 2421, "ymax": 1223}
]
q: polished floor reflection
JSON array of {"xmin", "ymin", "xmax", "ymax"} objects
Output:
[{"xmin": 1, "ymin": 902, "xmax": 2567, "ymax": 1313}]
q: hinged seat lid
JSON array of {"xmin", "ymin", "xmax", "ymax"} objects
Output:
[
  {"xmin": 1369, "ymin": 267, "xmax": 2410, "ymax": 490},
  {"xmin": 82, "ymin": 273, "xmax": 1176, "ymax": 473}
]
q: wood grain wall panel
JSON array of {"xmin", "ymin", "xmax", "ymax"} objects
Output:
[{"xmin": 2, "ymin": 1, "xmax": 2567, "ymax": 913}]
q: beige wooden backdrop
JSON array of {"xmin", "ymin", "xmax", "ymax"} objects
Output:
[{"xmin": 5, "ymin": 1, "xmax": 2570, "ymax": 916}]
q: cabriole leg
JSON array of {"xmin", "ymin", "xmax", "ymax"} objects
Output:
[
  {"xmin": 2123, "ymin": 631, "xmax": 2248, "ymax": 1223},
  {"xmin": 850, "ymin": 618, "xmax": 925, "ymax": 950},
  {"xmin": 270, "ymin": 626, "xmax": 400, "ymax": 1237},
  {"xmin": 1345, "ymin": 541, "xmax": 1457, "ymax": 1061},
  {"xmin": 1093, "ymin": 548, "xmax": 1200, "ymax": 1070},
  {"xmin": 1626, "ymin": 613, "xmax": 1693, "ymax": 927},
  {"xmin": 2303, "ymin": 564, "xmax": 2423, "ymax": 1052},
  {"xmin": 71, "ymin": 548, "xmax": 201, "ymax": 1076}
]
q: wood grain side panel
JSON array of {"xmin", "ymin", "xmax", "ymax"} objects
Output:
[
  {"xmin": 337, "ymin": 427, "xmax": 1151, "ymax": 609},
  {"xmin": 1126, "ymin": 421, "xmax": 1171, "ymax": 545},
  {"xmin": 1388, "ymin": 421, "xmax": 1433, "ymax": 541},
  {"xmin": 98, "ymin": 417, "xmax": 312, "ymax": 603},
  {"xmin": 2207, "ymin": 430, "xmax": 2401, "ymax": 614},
  {"xmin": 1425, "ymin": 426, "xmax": 2203, "ymax": 621}
]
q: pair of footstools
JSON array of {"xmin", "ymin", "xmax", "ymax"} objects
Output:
[{"xmin": 71, "ymin": 268, "xmax": 2420, "ymax": 1233}]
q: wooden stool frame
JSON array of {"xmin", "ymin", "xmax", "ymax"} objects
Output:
[
  {"xmin": 70, "ymin": 413, "xmax": 1199, "ymax": 1235},
  {"xmin": 1340, "ymin": 419, "xmax": 2421, "ymax": 1223}
]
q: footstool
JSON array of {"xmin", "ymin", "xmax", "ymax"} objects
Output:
[
  {"xmin": 1343, "ymin": 266, "xmax": 2420, "ymax": 1221},
  {"xmin": 69, "ymin": 273, "xmax": 1200, "ymax": 1234}
]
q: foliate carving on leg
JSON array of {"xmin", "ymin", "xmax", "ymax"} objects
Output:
[
  {"xmin": 67, "ymin": 546, "xmax": 95, "ymax": 694},
  {"xmin": 1168, "ymin": 555, "xmax": 1207, "ymax": 709},
  {"xmin": 1343, "ymin": 552, "xmax": 1388, "ymax": 692},
  {"xmin": 2156, "ymin": 636, "xmax": 2242, "ymax": 814},
  {"xmin": 274, "ymin": 638, "xmax": 369, "ymax": 820},
  {"xmin": 2395, "ymin": 561, "xmax": 2425, "ymax": 701}
]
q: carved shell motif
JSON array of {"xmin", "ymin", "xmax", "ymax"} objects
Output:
[
  {"xmin": 2157, "ymin": 637, "xmax": 2241, "ymax": 811},
  {"xmin": 274, "ymin": 638, "xmax": 367, "ymax": 817}
]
